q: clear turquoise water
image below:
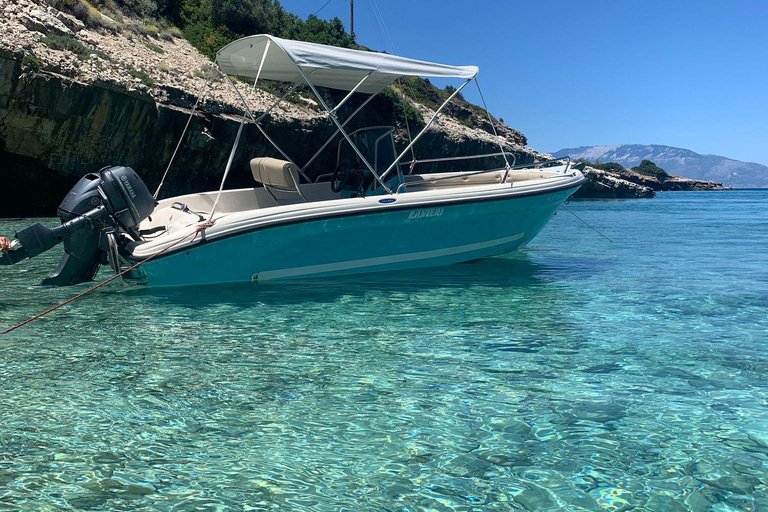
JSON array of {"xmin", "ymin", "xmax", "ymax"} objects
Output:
[{"xmin": 0, "ymin": 191, "xmax": 766, "ymax": 511}]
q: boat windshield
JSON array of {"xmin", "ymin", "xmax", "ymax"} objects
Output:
[{"xmin": 337, "ymin": 126, "xmax": 401, "ymax": 176}]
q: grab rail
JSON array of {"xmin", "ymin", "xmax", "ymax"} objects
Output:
[
  {"xmin": 400, "ymin": 151, "xmax": 518, "ymax": 168},
  {"xmin": 395, "ymin": 156, "xmax": 572, "ymax": 194}
]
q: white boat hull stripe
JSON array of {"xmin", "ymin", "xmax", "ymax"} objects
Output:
[{"xmin": 256, "ymin": 232, "xmax": 525, "ymax": 280}]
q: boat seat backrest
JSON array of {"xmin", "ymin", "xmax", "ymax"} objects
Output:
[{"xmin": 250, "ymin": 157, "xmax": 301, "ymax": 189}]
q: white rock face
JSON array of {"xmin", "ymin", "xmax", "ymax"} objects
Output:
[
  {"xmin": 19, "ymin": 7, "xmax": 74, "ymax": 37},
  {"xmin": 55, "ymin": 11, "xmax": 85, "ymax": 32},
  {"xmin": 0, "ymin": 0, "xmax": 328, "ymax": 121}
]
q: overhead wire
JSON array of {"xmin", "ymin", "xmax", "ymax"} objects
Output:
[
  {"xmin": 369, "ymin": 0, "xmax": 396, "ymax": 52},
  {"xmin": 314, "ymin": 0, "xmax": 333, "ymax": 16},
  {"xmin": 364, "ymin": 0, "xmax": 417, "ymax": 166}
]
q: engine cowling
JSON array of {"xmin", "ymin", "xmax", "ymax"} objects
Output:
[{"xmin": 0, "ymin": 166, "xmax": 156, "ymax": 286}]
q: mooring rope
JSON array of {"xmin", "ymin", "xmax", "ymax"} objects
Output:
[
  {"xmin": 0, "ymin": 222, "xmax": 214, "ymax": 336},
  {"xmin": 562, "ymin": 204, "xmax": 614, "ymax": 243}
]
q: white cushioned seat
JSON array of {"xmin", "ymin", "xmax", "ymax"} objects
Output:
[{"xmin": 250, "ymin": 157, "xmax": 301, "ymax": 189}]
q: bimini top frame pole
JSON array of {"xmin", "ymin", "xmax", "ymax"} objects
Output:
[
  {"xmin": 209, "ymin": 39, "xmax": 272, "ymax": 220},
  {"xmin": 378, "ymin": 77, "xmax": 472, "ymax": 186},
  {"xmin": 215, "ymin": 34, "xmax": 480, "ymax": 195},
  {"xmin": 302, "ymin": 90, "xmax": 378, "ymax": 172},
  {"xmin": 293, "ymin": 65, "xmax": 392, "ymax": 193}
]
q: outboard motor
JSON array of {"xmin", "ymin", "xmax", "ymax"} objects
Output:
[{"xmin": 0, "ymin": 166, "xmax": 155, "ymax": 286}]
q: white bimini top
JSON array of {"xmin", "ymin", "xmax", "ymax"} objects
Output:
[{"xmin": 216, "ymin": 34, "xmax": 478, "ymax": 94}]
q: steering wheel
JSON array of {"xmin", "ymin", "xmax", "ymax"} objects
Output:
[{"xmin": 331, "ymin": 159, "xmax": 352, "ymax": 193}]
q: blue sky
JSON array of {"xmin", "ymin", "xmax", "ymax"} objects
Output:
[{"xmin": 285, "ymin": 0, "xmax": 768, "ymax": 165}]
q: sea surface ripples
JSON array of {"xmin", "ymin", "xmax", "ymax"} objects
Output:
[{"xmin": 0, "ymin": 191, "xmax": 766, "ymax": 510}]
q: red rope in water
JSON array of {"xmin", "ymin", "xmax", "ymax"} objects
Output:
[{"xmin": 1, "ymin": 222, "xmax": 213, "ymax": 336}]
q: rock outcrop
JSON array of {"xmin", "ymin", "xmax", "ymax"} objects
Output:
[
  {"xmin": 574, "ymin": 166, "xmax": 656, "ymax": 199},
  {"xmin": 614, "ymin": 170, "xmax": 727, "ymax": 192},
  {"xmin": 570, "ymin": 164, "xmax": 727, "ymax": 199}
]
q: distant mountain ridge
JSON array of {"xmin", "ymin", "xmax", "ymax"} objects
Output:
[{"xmin": 551, "ymin": 145, "xmax": 768, "ymax": 188}]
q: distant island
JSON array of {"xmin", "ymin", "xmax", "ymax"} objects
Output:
[{"xmin": 552, "ymin": 144, "xmax": 768, "ymax": 189}]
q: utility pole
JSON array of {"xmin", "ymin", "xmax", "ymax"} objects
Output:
[{"xmin": 350, "ymin": 0, "xmax": 354, "ymax": 38}]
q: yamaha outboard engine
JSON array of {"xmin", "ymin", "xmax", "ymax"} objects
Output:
[{"xmin": 0, "ymin": 166, "xmax": 155, "ymax": 286}]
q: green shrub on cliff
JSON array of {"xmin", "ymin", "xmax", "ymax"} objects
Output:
[
  {"xmin": 21, "ymin": 54, "xmax": 41, "ymax": 71},
  {"xmin": 632, "ymin": 160, "xmax": 669, "ymax": 178},
  {"xmin": 379, "ymin": 87, "xmax": 424, "ymax": 130},
  {"xmin": 144, "ymin": 41, "xmax": 165, "ymax": 53},
  {"xmin": 175, "ymin": 0, "xmax": 354, "ymax": 59},
  {"xmin": 39, "ymin": 34, "xmax": 112, "ymax": 61},
  {"xmin": 127, "ymin": 67, "xmax": 155, "ymax": 86},
  {"xmin": 594, "ymin": 162, "xmax": 625, "ymax": 173},
  {"xmin": 72, "ymin": 0, "xmax": 121, "ymax": 31},
  {"xmin": 576, "ymin": 159, "xmax": 626, "ymax": 173},
  {"xmin": 444, "ymin": 85, "xmax": 465, "ymax": 103},
  {"xmin": 40, "ymin": 34, "xmax": 93, "ymax": 58},
  {"xmin": 399, "ymin": 77, "xmax": 446, "ymax": 111}
]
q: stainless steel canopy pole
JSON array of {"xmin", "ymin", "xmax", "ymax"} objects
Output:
[
  {"xmin": 294, "ymin": 65, "xmax": 391, "ymax": 193},
  {"xmin": 474, "ymin": 76, "xmax": 512, "ymax": 181},
  {"xmin": 379, "ymin": 77, "xmax": 473, "ymax": 184},
  {"xmin": 154, "ymin": 72, "xmax": 214, "ymax": 199},
  {"xmin": 221, "ymin": 65, "xmax": 311, "ymax": 184},
  {"xmin": 209, "ymin": 40, "xmax": 271, "ymax": 220},
  {"xmin": 302, "ymin": 92, "xmax": 378, "ymax": 171}
]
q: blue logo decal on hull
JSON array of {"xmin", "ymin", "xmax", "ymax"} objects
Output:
[{"xmin": 379, "ymin": 198, "xmax": 396, "ymax": 204}]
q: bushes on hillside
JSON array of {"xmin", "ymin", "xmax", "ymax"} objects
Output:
[
  {"xmin": 176, "ymin": 0, "xmax": 354, "ymax": 59},
  {"xmin": 632, "ymin": 160, "xmax": 669, "ymax": 178},
  {"xmin": 40, "ymin": 34, "xmax": 92, "ymax": 57},
  {"xmin": 21, "ymin": 54, "xmax": 41, "ymax": 70},
  {"xmin": 576, "ymin": 158, "xmax": 670, "ymax": 180},
  {"xmin": 575, "ymin": 159, "xmax": 626, "ymax": 172}
]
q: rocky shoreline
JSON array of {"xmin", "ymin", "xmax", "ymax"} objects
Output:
[
  {"xmin": 573, "ymin": 164, "xmax": 728, "ymax": 199},
  {"xmin": 0, "ymin": 0, "xmax": 726, "ymax": 215}
]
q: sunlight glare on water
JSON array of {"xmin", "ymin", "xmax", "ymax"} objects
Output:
[{"xmin": 0, "ymin": 191, "xmax": 766, "ymax": 511}]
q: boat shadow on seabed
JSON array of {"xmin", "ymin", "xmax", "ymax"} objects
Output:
[{"xmin": 124, "ymin": 252, "xmax": 603, "ymax": 309}]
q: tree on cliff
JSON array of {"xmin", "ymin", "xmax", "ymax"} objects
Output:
[
  {"xmin": 178, "ymin": 0, "xmax": 354, "ymax": 58},
  {"xmin": 576, "ymin": 159, "xmax": 626, "ymax": 173},
  {"xmin": 632, "ymin": 160, "xmax": 669, "ymax": 179}
]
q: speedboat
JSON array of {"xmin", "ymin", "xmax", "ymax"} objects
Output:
[{"xmin": 1, "ymin": 35, "xmax": 585, "ymax": 287}]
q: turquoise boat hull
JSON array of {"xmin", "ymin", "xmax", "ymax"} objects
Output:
[{"xmin": 135, "ymin": 186, "xmax": 578, "ymax": 287}]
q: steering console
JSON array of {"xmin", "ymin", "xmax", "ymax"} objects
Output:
[{"xmin": 331, "ymin": 159, "xmax": 352, "ymax": 193}]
